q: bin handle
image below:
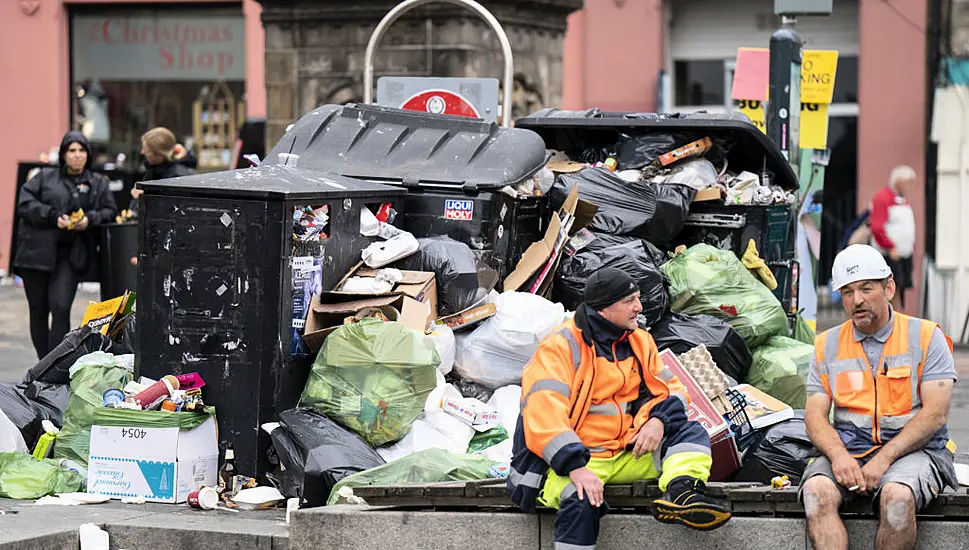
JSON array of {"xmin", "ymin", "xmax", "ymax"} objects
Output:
[{"xmin": 363, "ymin": 0, "xmax": 515, "ymax": 127}]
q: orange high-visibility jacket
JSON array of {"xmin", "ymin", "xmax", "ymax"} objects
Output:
[
  {"xmin": 815, "ymin": 312, "xmax": 953, "ymax": 456},
  {"xmin": 520, "ymin": 318, "xmax": 690, "ymax": 470}
]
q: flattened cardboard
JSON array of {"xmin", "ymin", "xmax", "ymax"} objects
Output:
[
  {"xmin": 503, "ymin": 185, "xmax": 597, "ymax": 292},
  {"xmin": 435, "ymin": 302, "xmax": 498, "ymax": 331},
  {"xmin": 302, "ymin": 293, "xmax": 432, "ymax": 353},
  {"xmin": 326, "ymin": 262, "xmax": 438, "ymax": 318},
  {"xmin": 692, "ymin": 187, "xmax": 725, "ymax": 203}
]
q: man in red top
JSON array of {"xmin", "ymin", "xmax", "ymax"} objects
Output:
[{"xmin": 869, "ymin": 165, "xmax": 917, "ymax": 310}]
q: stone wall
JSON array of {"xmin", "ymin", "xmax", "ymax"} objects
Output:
[{"xmin": 257, "ymin": 0, "xmax": 582, "ymax": 148}]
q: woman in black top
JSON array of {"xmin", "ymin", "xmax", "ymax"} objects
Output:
[
  {"xmin": 127, "ymin": 127, "xmax": 196, "ymax": 216},
  {"xmin": 14, "ymin": 131, "xmax": 117, "ymax": 359}
]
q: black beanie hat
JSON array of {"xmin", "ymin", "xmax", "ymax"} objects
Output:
[{"xmin": 584, "ymin": 267, "xmax": 638, "ymax": 310}]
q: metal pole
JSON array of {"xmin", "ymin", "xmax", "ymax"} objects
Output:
[
  {"xmin": 766, "ymin": 15, "xmax": 803, "ymax": 172},
  {"xmin": 363, "ymin": 0, "xmax": 516, "ymax": 127}
]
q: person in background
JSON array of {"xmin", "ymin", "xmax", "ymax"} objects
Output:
[
  {"xmin": 869, "ymin": 165, "xmax": 917, "ymax": 311},
  {"xmin": 801, "ymin": 244, "xmax": 956, "ymax": 550},
  {"xmin": 127, "ymin": 127, "xmax": 196, "ymax": 217},
  {"xmin": 14, "ymin": 131, "xmax": 118, "ymax": 359},
  {"xmin": 507, "ymin": 268, "xmax": 730, "ymax": 550}
]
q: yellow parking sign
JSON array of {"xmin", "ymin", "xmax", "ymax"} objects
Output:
[{"xmin": 800, "ymin": 50, "xmax": 839, "ymax": 104}]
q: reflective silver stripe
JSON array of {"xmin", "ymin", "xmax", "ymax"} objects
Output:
[
  {"xmin": 542, "ymin": 431, "xmax": 583, "ymax": 463},
  {"xmin": 560, "ymin": 483, "xmax": 577, "ymax": 501},
  {"xmin": 823, "ymin": 325, "xmax": 843, "ymax": 364},
  {"xmin": 828, "ymin": 357, "xmax": 866, "ymax": 376},
  {"xmin": 664, "ymin": 442, "xmax": 711, "ymax": 461},
  {"xmin": 671, "ymin": 391, "xmax": 688, "ymax": 409},
  {"xmin": 834, "ymin": 409, "xmax": 873, "ymax": 428},
  {"xmin": 880, "ymin": 413, "xmax": 916, "ymax": 430},
  {"xmin": 522, "ymin": 379, "xmax": 571, "ymax": 409},
  {"xmin": 658, "ymin": 367, "xmax": 675, "ymax": 382},
  {"xmin": 555, "ymin": 543, "xmax": 595, "ymax": 550},
  {"xmin": 588, "ymin": 446, "xmax": 607, "ymax": 453},
  {"xmin": 884, "ymin": 354, "xmax": 912, "ymax": 369},
  {"xmin": 588, "ymin": 403, "xmax": 622, "ymax": 417},
  {"xmin": 507, "ymin": 468, "xmax": 543, "ymax": 489},
  {"xmin": 909, "ymin": 318, "xmax": 925, "ymax": 408},
  {"xmin": 549, "ymin": 328, "xmax": 582, "ymax": 372}
]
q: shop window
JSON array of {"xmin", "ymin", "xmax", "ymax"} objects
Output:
[
  {"xmin": 831, "ymin": 55, "xmax": 858, "ymax": 104},
  {"xmin": 674, "ymin": 60, "xmax": 726, "ymax": 106},
  {"xmin": 70, "ymin": 8, "xmax": 246, "ymax": 173}
]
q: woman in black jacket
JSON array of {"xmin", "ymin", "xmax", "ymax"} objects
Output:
[{"xmin": 14, "ymin": 131, "xmax": 117, "ymax": 359}]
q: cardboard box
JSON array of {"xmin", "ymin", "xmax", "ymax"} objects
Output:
[
  {"xmin": 435, "ymin": 302, "xmax": 498, "ymax": 331},
  {"xmin": 303, "ymin": 294, "xmax": 432, "ymax": 353},
  {"xmin": 659, "ymin": 350, "xmax": 742, "ymax": 481},
  {"xmin": 692, "ymin": 186, "xmax": 725, "ymax": 203},
  {"xmin": 504, "ymin": 185, "xmax": 597, "ymax": 294},
  {"xmin": 327, "ymin": 263, "xmax": 438, "ymax": 318},
  {"xmin": 87, "ymin": 416, "xmax": 218, "ymax": 504},
  {"xmin": 441, "ymin": 397, "xmax": 499, "ymax": 432}
]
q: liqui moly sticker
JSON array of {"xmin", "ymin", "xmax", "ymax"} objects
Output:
[{"xmin": 444, "ymin": 199, "xmax": 474, "ymax": 221}]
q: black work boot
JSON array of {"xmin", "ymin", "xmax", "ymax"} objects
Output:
[{"xmin": 650, "ymin": 476, "xmax": 731, "ymax": 531}]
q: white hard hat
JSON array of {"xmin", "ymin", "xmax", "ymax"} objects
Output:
[{"xmin": 831, "ymin": 244, "xmax": 893, "ymax": 290}]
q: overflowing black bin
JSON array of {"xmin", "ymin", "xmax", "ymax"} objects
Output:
[
  {"xmin": 515, "ymin": 109, "xmax": 801, "ymax": 314},
  {"xmin": 264, "ymin": 103, "xmax": 549, "ymax": 282},
  {"xmin": 135, "ymin": 164, "xmax": 405, "ymax": 477}
]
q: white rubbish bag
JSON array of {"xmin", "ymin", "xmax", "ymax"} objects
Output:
[
  {"xmin": 487, "ymin": 385, "xmax": 522, "ymax": 438},
  {"xmin": 376, "ymin": 411, "xmax": 476, "ymax": 463},
  {"xmin": 0, "ymin": 409, "xmax": 27, "ymax": 453},
  {"xmin": 427, "ymin": 324, "xmax": 456, "ymax": 375},
  {"xmin": 453, "ymin": 292, "xmax": 566, "ymax": 389}
]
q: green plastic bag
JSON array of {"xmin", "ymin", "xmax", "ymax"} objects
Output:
[
  {"xmin": 662, "ymin": 244, "xmax": 789, "ymax": 348},
  {"xmin": 468, "ymin": 426, "xmax": 509, "ymax": 453},
  {"xmin": 300, "ymin": 319, "xmax": 440, "ymax": 447},
  {"xmin": 793, "ymin": 313, "xmax": 816, "ymax": 346},
  {"xmin": 0, "ymin": 452, "xmax": 82, "ymax": 499},
  {"xmin": 328, "ymin": 448, "xmax": 496, "ymax": 505},
  {"xmin": 748, "ymin": 336, "xmax": 813, "ymax": 409},
  {"xmin": 54, "ymin": 352, "xmax": 134, "ymax": 469}
]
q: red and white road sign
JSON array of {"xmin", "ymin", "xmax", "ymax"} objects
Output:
[{"xmin": 399, "ymin": 89, "xmax": 481, "ymax": 119}]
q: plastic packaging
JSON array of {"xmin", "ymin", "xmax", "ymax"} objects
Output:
[
  {"xmin": 486, "ymin": 385, "xmax": 522, "ymax": 438},
  {"xmin": 53, "ymin": 352, "xmax": 135, "ymax": 468},
  {"xmin": 395, "ymin": 236, "xmax": 499, "ymax": 316},
  {"xmin": 556, "ymin": 240, "xmax": 669, "ymax": 329},
  {"xmin": 327, "ymin": 448, "xmax": 497, "ymax": 505},
  {"xmin": 748, "ymin": 336, "xmax": 812, "ymax": 409},
  {"xmin": 733, "ymin": 411, "xmax": 819, "ymax": 485},
  {"xmin": 662, "ymin": 244, "xmax": 789, "ymax": 348},
  {"xmin": 299, "ymin": 319, "xmax": 440, "ymax": 447},
  {"xmin": 453, "ymin": 292, "xmax": 567, "ymax": 389},
  {"xmin": 648, "ymin": 312, "xmax": 753, "ymax": 382},
  {"xmin": 362, "ymin": 231, "xmax": 420, "ymax": 268},
  {"xmin": 550, "ymin": 167, "xmax": 696, "ymax": 243},
  {"xmin": 0, "ymin": 452, "xmax": 82, "ymax": 499},
  {"xmin": 269, "ymin": 407, "xmax": 385, "ymax": 507},
  {"xmin": 0, "ymin": 409, "xmax": 27, "ymax": 453},
  {"xmin": 660, "ymin": 158, "xmax": 720, "ymax": 190}
]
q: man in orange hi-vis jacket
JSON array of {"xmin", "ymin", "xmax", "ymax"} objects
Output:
[
  {"xmin": 506, "ymin": 268, "xmax": 731, "ymax": 550},
  {"xmin": 801, "ymin": 244, "xmax": 957, "ymax": 550}
]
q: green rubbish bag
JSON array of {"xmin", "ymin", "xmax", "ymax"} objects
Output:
[
  {"xmin": 793, "ymin": 313, "xmax": 816, "ymax": 346},
  {"xmin": 92, "ymin": 407, "xmax": 216, "ymax": 429},
  {"xmin": 328, "ymin": 448, "xmax": 496, "ymax": 505},
  {"xmin": 54, "ymin": 352, "xmax": 134, "ymax": 469},
  {"xmin": 300, "ymin": 319, "xmax": 440, "ymax": 447},
  {"xmin": 748, "ymin": 336, "xmax": 813, "ymax": 409},
  {"xmin": 0, "ymin": 452, "xmax": 82, "ymax": 499},
  {"xmin": 662, "ymin": 244, "xmax": 789, "ymax": 348},
  {"xmin": 468, "ymin": 426, "xmax": 509, "ymax": 453}
]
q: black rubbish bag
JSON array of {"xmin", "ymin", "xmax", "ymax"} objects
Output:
[
  {"xmin": 23, "ymin": 325, "xmax": 119, "ymax": 386},
  {"xmin": 20, "ymin": 381, "xmax": 70, "ymax": 429},
  {"xmin": 733, "ymin": 411, "xmax": 819, "ymax": 485},
  {"xmin": 395, "ymin": 236, "xmax": 498, "ymax": 317},
  {"xmin": 649, "ymin": 312, "xmax": 753, "ymax": 382},
  {"xmin": 566, "ymin": 231, "xmax": 670, "ymax": 268},
  {"xmin": 617, "ymin": 133, "xmax": 679, "ymax": 170},
  {"xmin": 551, "ymin": 168, "xmax": 695, "ymax": 243},
  {"xmin": 446, "ymin": 373, "xmax": 494, "ymax": 403},
  {"xmin": 0, "ymin": 384, "xmax": 43, "ymax": 449},
  {"xmin": 116, "ymin": 316, "xmax": 137, "ymax": 354},
  {"xmin": 555, "ymin": 240, "xmax": 669, "ymax": 329},
  {"xmin": 271, "ymin": 407, "xmax": 385, "ymax": 507}
]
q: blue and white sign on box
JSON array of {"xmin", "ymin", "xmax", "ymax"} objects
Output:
[
  {"xmin": 444, "ymin": 199, "xmax": 474, "ymax": 221},
  {"xmin": 87, "ymin": 416, "xmax": 218, "ymax": 503}
]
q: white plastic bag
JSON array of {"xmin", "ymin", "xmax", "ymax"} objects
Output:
[
  {"xmin": 427, "ymin": 324, "xmax": 456, "ymax": 375},
  {"xmin": 453, "ymin": 292, "xmax": 566, "ymax": 389},
  {"xmin": 0, "ymin": 409, "xmax": 27, "ymax": 453},
  {"xmin": 487, "ymin": 385, "xmax": 522, "ymax": 438},
  {"xmin": 376, "ymin": 411, "xmax": 476, "ymax": 463},
  {"xmin": 362, "ymin": 232, "xmax": 419, "ymax": 268}
]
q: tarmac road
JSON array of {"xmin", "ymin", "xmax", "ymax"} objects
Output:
[{"xmin": 0, "ymin": 282, "xmax": 965, "ymax": 462}]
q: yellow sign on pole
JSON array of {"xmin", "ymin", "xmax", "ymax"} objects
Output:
[
  {"xmin": 799, "ymin": 102, "xmax": 830, "ymax": 149},
  {"xmin": 800, "ymin": 50, "xmax": 839, "ymax": 105}
]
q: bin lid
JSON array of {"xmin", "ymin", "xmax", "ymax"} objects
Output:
[
  {"xmin": 263, "ymin": 104, "xmax": 548, "ymax": 190},
  {"xmin": 138, "ymin": 165, "xmax": 406, "ymax": 200},
  {"xmin": 515, "ymin": 109, "xmax": 800, "ymax": 191}
]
